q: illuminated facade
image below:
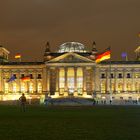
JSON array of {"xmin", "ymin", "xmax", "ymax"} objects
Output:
[{"xmin": 0, "ymin": 42, "xmax": 140, "ymax": 101}]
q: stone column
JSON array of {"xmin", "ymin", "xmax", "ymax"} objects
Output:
[
  {"xmin": 114, "ymin": 70, "xmax": 117, "ymax": 93},
  {"xmin": 95, "ymin": 67, "xmax": 100, "ymax": 93},
  {"xmin": 34, "ymin": 71, "xmax": 37, "ymax": 93},
  {"xmin": 123, "ymin": 69, "xmax": 126, "ymax": 92},
  {"xmin": 92, "ymin": 67, "xmax": 96, "ymax": 93},
  {"xmin": 106, "ymin": 69, "xmax": 110, "ymax": 93},
  {"xmin": 64, "ymin": 67, "xmax": 68, "ymax": 91},
  {"xmin": 18, "ymin": 70, "xmax": 21, "ymax": 93},
  {"xmin": 56, "ymin": 68, "xmax": 59, "ymax": 92},
  {"xmin": 26, "ymin": 71, "xmax": 29, "ymax": 93},
  {"xmin": 47, "ymin": 68, "xmax": 50, "ymax": 93},
  {"xmin": 74, "ymin": 67, "xmax": 77, "ymax": 96},
  {"xmin": 83, "ymin": 67, "xmax": 86, "ymax": 91},
  {"xmin": 132, "ymin": 69, "xmax": 135, "ymax": 92},
  {"xmin": 42, "ymin": 68, "xmax": 47, "ymax": 94}
]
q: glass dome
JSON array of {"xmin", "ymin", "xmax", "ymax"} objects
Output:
[{"xmin": 58, "ymin": 42, "xmax": 87, "ymax": 53}]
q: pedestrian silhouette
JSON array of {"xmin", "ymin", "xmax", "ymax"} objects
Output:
[{"xmin": 19, "ymin": 93, "xmax": 27, "ymax": 112}]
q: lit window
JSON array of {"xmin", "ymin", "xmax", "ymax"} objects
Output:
[
  {"xmin": 135, "ymin": 82, "xmax": 140, "ymax": 92},
  {"xmin": 67, "ymin": 68, "xmax": 74, "ymax": 90},
  {"xmin": 118, "ymin": 83, "xmax": 123, "ymax": 92},
  {"xmin": 77, "ymin": 68, "xmax": 83, "ymax": 88},
  {"xmin": 21, "ymin": 82, "xmax": 26, "ymax": 93},
  {"xmin": 101, "ymin": 82, "xmax": 106, "ymax": 93},
  {"xmin": 29, "ymin": 83, "xmax": 34, "ymax": 93},
  {"xmin": 77, "ymin": 68, "xmax": 83, "ymax": 94},
  {"xmin": 59, "ymin": 68, "xmax": 65, "ymax": 89},
  {"xmin": 37, "ymin": 82, "xmax": 42, "ymax": 93},
  {"xmin": 135, "ymin": 73, "xmax": 140, "ymax": 78},
  {"xmin": 4, "ymin": 83, "xmax": 9, "ymax": 93},
  {"xmin": 126, "ymin": 83, "xmax": 131, "ymax": 91},
  {"xmin": 111, "ymin": 83, "xmax": 115, "ymax": 91},
  {"xmin": 13, "ymin": 83, "xmax": 17, "ymax": 93}
]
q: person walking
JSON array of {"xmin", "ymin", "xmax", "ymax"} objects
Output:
[{"xmin": 19, "ymin": 93, "xmax": 27, "ymax": 112}]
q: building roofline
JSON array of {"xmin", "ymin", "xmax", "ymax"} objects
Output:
[
  {"xmin": 100, "ymin": 61, "xmax": 140, "ymax": 64},
  {"xmin": 0, "ymin": 62, "xmax": 44, "ymax": 65}
]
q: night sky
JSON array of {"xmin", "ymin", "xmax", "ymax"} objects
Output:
[{"xmin": 0, "ymin": 0, "xmax": 140, "ymax": 61}]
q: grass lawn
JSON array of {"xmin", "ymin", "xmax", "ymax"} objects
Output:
[{"xmin": 0, "ymin": 105, "xmax": 140, "ymax": 140}]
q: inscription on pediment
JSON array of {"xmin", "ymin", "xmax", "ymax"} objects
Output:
[
  {"xmin": 59, "ymin": 55, "xmax": 85, "ymax": 63},
  {"xmin": 47, "ymin": 53, "xmax": 94, "ymax": 63}
]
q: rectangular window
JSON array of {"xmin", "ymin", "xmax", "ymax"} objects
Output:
[
  {"xmin": 101, "ymin": 73, "xmax": 106, "ymax": 79},
  {"xmin": 127, "ymin": 73, "xmax": 131, "ymax": 78},
  {"xmin": 110, "ymin": 73, "xmax": 114, "ymax": 78},
  {"xmin": 135, "ymin": 73, "xmax": 140, "ymax": 78},
  {"xmin": 21, "ymin": 82, "xmax": 26, "ymax": 93},
  {"xmin": 37, "ymin": 74, "xmax": 42, "ymax": 79},
  {"xmin": 101, "ymin": 82, "xmax": 106, "ymax": 93},
  {"xmin": 118, "ymin": 73, "xmax": 123, "ymax": 78},
  {"xmin": 29, "ymin": 83, "xmax": 34, "ymax": 93},
  {"xmin": 21, "ymin": 74, "xmax": 24, "ymax": 78},
  {"xmin": 13, "ymin": 83, "xmax": 17, "ymax": 93},
  {"xmin": 5, "ymin": 83, "xmax": 9, "ymax": 93},
  {"xmin": 13, "ymin": 74, "xmax": 17, "ymax": 79},
  {"xmin": 37, "ymin": 83, "xmax": 42, "ymax": 93},
  {"xmin": 30, "ymin": 74, "xmax": 33, "ymax": 79}
]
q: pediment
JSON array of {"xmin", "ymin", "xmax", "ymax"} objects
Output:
[{"xmin": 47, "ymin": 52, "xmax": 94, "ymax": 63}]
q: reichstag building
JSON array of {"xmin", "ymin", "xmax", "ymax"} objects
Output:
[{"xmin": 0, "ymin": 42, "xmax": 140, "ymax": 101}]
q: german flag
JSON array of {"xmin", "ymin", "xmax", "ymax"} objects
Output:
[
  {"xmin": 95, "ymin": 47, "xmax": 111, "ymax": 63},
  {"xmin": 21, "ymin": 76, "xmax": 30, "ymax": 82},
  {"xmin": 15, "ymin": 53, "xmax": 21, "ymax": 59}
]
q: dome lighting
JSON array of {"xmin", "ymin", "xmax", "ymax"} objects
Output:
[{"xmin": 58, "ymin": 42, "xmax": 87, "ymax": 53}]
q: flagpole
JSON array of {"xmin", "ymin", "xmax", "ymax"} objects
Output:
[
  {"xmin": 109, "ymin": 47, "xmax": 112, "ymax": 101},
  {"xmin": 96, "ymin": 47, "xmax": 111, "ymax": 101},
  {"xmin": 93, "ymin": 65, "xmax": 96, "ymax": 98}
]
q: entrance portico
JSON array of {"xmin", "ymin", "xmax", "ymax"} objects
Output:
[
  {"xmin": 48, "ymin": 66, "xmax": 95, "ymax": 97},
  {"xmin": 46, "ymin": 52, "xmax": 96, "ymax": 97}
]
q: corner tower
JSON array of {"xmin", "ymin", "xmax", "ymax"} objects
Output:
[
  {"xmin": 0, "ymin": 45, "xmax": 10, "ymax": 62},
  {"xmin": 44, "ymin": 42, "xmax": 52, "ymax": 62},
  {"xmin": 90, "ymin": 41, "xmax": 98, "ymax": 60}
]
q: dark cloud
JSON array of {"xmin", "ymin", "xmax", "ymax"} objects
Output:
[{"xmin": 0, "ymin": 0, "xmax": 140, "ymax": 61}]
